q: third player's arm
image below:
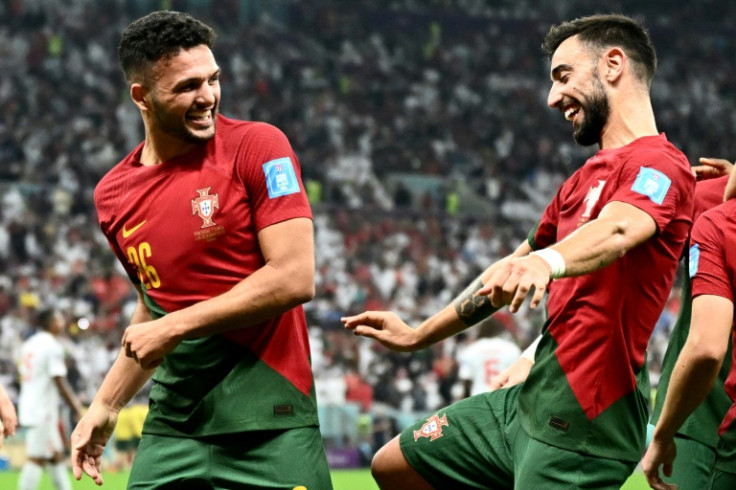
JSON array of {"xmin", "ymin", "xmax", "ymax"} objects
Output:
[{"xmin": 643, "ymin": 293, "xmax": 733, "ymax": 489}]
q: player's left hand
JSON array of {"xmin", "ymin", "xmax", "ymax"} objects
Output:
[
  {"xmin": 477, "ymin": 254, "xmax": 551, "ymax": 313},
  {"xmin": 641, "ymin": 437, "xmax": 678, "ymax": 490},
  {"xmin": 122, "ymin": 320, "xmax": 176, "ymax": 369},
  {"xmin": 691, "ymin": 157, "xmax": 733, "ymax": 180},
  {"xmin": 342, "ymin": 311, "xmax": 422, "ymax": 352}
]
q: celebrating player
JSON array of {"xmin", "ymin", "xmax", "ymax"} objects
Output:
[
  {"xmin": 70, "ymin": 11, "xmax": 331, "ymax": 489},
  {"xmin": 343, "ymin": 14, "xmax": 694, "ymax": 489}
]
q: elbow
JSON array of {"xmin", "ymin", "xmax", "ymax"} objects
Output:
[
  {"xmin": 282, "ymin": 271, "xmax": 315, "ymax": 306},
  {"xmin": 295, "ymin": 282, "xmax": 316, "ymax": 304},
  {"xmin": 687, "ymin": 339, "xmax": 726, "ymax": 368}
]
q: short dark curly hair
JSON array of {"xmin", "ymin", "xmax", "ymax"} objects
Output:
[
  {"xmin": 542, "ymin": 14, "xmax": 657, "ymax": 87},
  {"xmin": 118, "ymin": 10, "xmax": 216, "ymax": 84}
]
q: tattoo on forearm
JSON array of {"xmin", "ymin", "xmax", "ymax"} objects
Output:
[{"xmin": 453, "ymin": 277, "xmax": 500, "ymax": 326}]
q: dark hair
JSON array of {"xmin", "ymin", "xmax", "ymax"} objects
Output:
[
  {"xmin": 542, "ymin": 14, "xmax": 657, "ymax": 86},
  {"xmin": 118, "ymin": 10, "xmax": 216, "ymax": 83},
  {"xmin": 478, "ymin": 318, "xmax": 508, "ymax": 339},
  {"xmin": 36, "ymin": 308, "xmax": 58, "ymax": 331}
]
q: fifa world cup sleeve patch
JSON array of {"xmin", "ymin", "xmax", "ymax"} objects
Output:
[
  {"xmin": 262, "ymin": 157, "xmax": 300, "ymax": 198},
  {"xmin": 631, "ymin": 167, "xmax": 672, "ymax": 205},
  {"xmin": 688, "ymin": 243, "xmax": 700, "ymax": 278}
]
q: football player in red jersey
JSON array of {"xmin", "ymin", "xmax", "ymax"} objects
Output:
[{"xmin": 344, "ymin": 14, "xmax": 694, "ymax": 489}]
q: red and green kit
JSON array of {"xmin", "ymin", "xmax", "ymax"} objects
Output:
[
  {"xmin": 95, "ymin": 115, "xmax": 319, "ymax": 437},
  {"xmin": 523, "ymin": 134, "xmax": 694, "ymax": 462}
]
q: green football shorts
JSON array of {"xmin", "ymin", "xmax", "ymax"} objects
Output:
[
  {"xmin": 710, "ymin": 438, "xmax": 736, "ymax": 489},
  {"xmin": 127, "ymin": 426, "xmax": 332, "ymax": 489},
  {"xmin": 400, "ymin": 384, "xmax": 636, "ymax": 489}
]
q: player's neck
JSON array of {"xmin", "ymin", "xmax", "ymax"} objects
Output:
[
  {"xmin": 599, "ymin": 95, "xmax": 657, "ymax": 150},
  {"xmin": 140, "ymin": 131, "xmax": 199, "ymax": 166}
]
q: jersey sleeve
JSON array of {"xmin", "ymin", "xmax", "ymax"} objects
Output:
[
  {"xmin": 235, "ymin": 122, "xmax": 312, "ymax": 232},
  {"xmin": 609, "ymin": 151, "xmax": 691, "ymax": 231},
  {"xmin": 690, "ymin": 210, "xmax": 733, "ymax": 302}
]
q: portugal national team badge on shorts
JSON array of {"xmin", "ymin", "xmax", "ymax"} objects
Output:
[
  {"xmin": 413, "ymin": 413, "xmax": 449, "ymax": 442},
  {"xmin": 191, "ymin": 187, "xmax": 219, "ymax": 228}
]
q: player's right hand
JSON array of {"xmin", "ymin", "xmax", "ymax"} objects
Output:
[
  {"xmin": 71, "ymin": 403, "xmax": 118, "ymax": 486},
  {"xmin": 641, "ymin": 437, "xmax": 678, "ymax": 490},
  {"xmin": 342, "ymin": 311, "xmax": 421, "ymax": 352}
]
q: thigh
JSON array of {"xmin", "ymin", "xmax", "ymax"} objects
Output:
[
  {"xmin": 666, "ymin": 435, "xmax": 716, "ymax": 489},
  {"xmin": 707, "ymin": 467, "xmax": 736, "ymax": 490},
  {"xmin": 710, "ymin": 439, "xmax": 736, "ymax": 490},
  {"xmin": 398, "ymin": 386, "xmax": 521, "ymax": 490},
  {"xmin": 129, "ymin": 428, "xmax": 331, "ymax": 490},
  {"xmin": 209, "ymin": 426, "xmax": 332, "ymax": 490},
  {"xmin": 513, "ymin": 433, "xmax": 636, "ymax": 490},
  {"xmin": 128, "ymin": 434, "xmax": 210, "ymax": 490}
]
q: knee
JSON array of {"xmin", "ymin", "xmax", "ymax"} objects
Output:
[
  {"xmin": 371, "ymin": 441, "xmax": 399, "ymax": 487},
  {"xmin": 370, "ymin": 444, "xmax": 389, "ymax": 482}
]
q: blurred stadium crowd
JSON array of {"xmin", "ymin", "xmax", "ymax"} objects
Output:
[{"xmin": 1, "ymin": 0, "xmax": 736, "ymax": 461}]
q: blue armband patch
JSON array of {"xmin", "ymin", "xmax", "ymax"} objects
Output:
[
  {"xmin": 631, "ymin": 167, "xmax": 671, "ymax": 205},
  {"xmin": 263, "ymin": 157, "xmax": 300, "ymax": 198},
  {"xmin": 688, "ymin": 243, "xmax": 700, "ymax": 278}
]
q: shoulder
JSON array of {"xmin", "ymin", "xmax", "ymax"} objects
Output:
[
  {"xmin": 217, "ymin": 115, "xmax": 287, "ymax": 144},
  {"xmin": 94, "ymin": 145, "xmax": 142, "ymax": 210}
]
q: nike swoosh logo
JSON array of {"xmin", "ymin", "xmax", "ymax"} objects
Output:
[{"xmin": 122, "ymin": 220, "xmax": 147, "ymax": 238}]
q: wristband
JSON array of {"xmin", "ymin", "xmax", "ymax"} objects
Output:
[{"xmin": 531, "ymin": 248, "xmax": 566, "ymax": 279}]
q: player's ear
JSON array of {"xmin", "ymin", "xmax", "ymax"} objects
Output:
[
  {"xmin": 601, "ymin": 47, "xmax": 625, "ymax": 83},
  {"xmin": 130, "ymin": 83, "xmax": 150, "ymax": 112}
]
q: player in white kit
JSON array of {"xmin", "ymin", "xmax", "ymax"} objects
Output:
[
  {"xmin": 457, "ymin": 318, "xmax": 522, "ymax": 397},
  {"xmin": 17, "ymin": 309, "xmax": 84, "ymax": 490}
]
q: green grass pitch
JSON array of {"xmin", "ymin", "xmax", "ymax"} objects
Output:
[{"xmin": 0, "ymin": 468, "xmax": 652, "ymax": 489}]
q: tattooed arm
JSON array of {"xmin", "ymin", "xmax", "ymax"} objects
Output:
[{"xmin": 342, "ymin": 241, "xmax": 532, "ymax": 352}]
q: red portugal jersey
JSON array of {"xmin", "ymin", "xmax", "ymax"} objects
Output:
[
  {"xmin": 520, "ymin": 134, "xmax": 695, "ymax": 461},
  {"xmin": 651, "ymin": 175, "xmax": 731, "ymax": 449},
  {"xmin": 95, "ymin": 115, "xmax": 318, "ymax": 436},
  {"xmin": 690, "ymin": 199, "xmax": 736, "ymax": 456}
]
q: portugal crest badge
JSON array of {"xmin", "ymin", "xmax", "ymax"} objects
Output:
[
  {"xmin": 413, "ymin": 413, "xmax": 449, "ymax": 442},
  {"xmin": 191, "ymin": 187, "xmax": 219, "ymax": 228}
]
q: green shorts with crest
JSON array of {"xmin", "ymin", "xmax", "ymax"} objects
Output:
[{"xmin": 399, "ymin": 384, "xmax": 636, "ymax": 489}]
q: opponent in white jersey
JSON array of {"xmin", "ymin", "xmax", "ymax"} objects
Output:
[
  {"xmin": 457, "ymin": 318, "xmax": 521, "ymax": 397},
  {"xmin": 18, "ymin": 309, "xmax": 84, "ymax": 490}
]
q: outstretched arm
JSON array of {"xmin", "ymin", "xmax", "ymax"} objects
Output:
[{"xmin": 342, "ymin": 241, "xmax": 532, "ymax": 351}]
